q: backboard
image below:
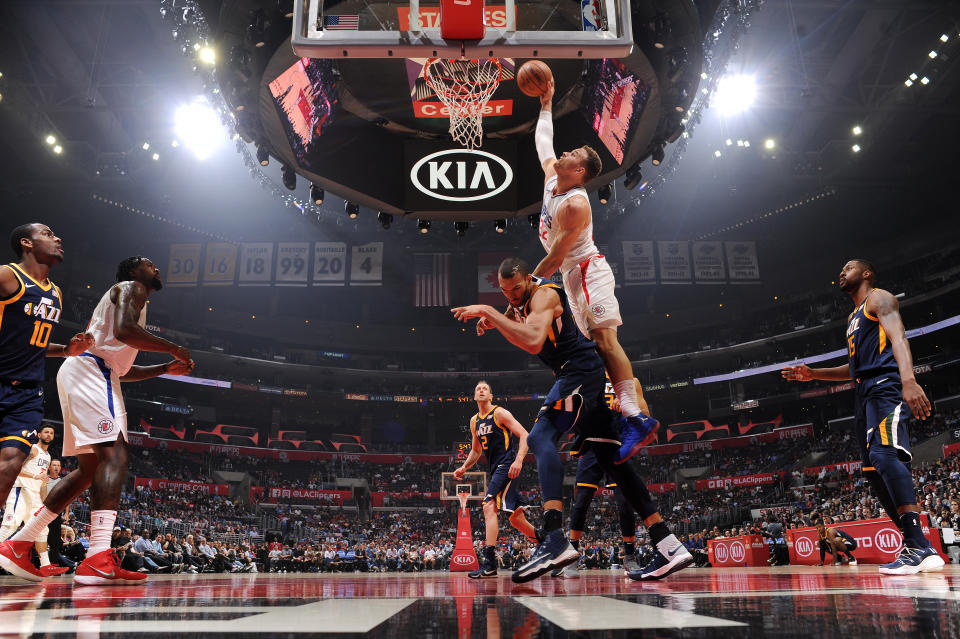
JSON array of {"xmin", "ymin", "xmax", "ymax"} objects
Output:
[
  {"xmin": 440, "ymin": 471, "xmax": 487, "ymax": 502},
  {"xmin": 292, "ymin": 0, "xmax": 633, "ymax": 59}
]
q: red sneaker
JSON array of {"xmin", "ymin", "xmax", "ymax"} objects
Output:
[
  {"xmin": 0, "ymin": 540, "xmax": 43, "ymax": 582},
  {"xmin": 39, "ymin": 564, "xmax": 70, "ymax": 577},
  {"xmin": 74, "ymin": 549, "xmax": 148, "ymax": 586}
]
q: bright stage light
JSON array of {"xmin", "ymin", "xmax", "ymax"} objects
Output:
[
  {"xmin": 174, "ymin": 98, "xmax": 225, "ymax": 160},
  {"xmin": 764, "ymin": 138, "xmax": 775, "ymax": 149},
  {"xmin": 714, "ymin": 74, "xmax": 756, "ymax": 116},
  {"xmin": 45, "ymin": 134, "xmax": 56, "ymax": 145},
  {"xmin": 198, "ymin": 47, "xmax": 216, "ymax": 65}
]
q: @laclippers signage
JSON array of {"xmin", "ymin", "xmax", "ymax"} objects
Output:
[{"xmin": 404, "ymin": 141, "xmax": 517, "ymax": 211}]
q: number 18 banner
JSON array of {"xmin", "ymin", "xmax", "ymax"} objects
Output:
[
  {"xmin": 239, "ymin": 243, "xmax": 274, "ymax": 286},
  {"xmin": 313, "ymin": 242, "xmax": 347, "ymax": 286}
]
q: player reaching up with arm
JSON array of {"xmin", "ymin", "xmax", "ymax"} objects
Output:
[{"xmin": 531, "ymin": 78, "xmax": 658, "ymax": 463}]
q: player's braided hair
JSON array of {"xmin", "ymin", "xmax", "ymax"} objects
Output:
[{"xmin": 116, "ymin": 256, "xmax": 145, "ymax": 282}]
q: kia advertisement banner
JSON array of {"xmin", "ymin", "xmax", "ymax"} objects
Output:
[
  {"xmin": 708, "ymin": 534, "xmax": 770, "ymax": 567},
  {"xmin": 786, "ymin": 515, "xmax": 946, "ymax": 565},
  {"xmin": 134, "ymin": 478, "xmax": 229, "ymax": 496},
  {"xmin": 695, "ymin": 473, "xmax": 784, "ymax": 491},
  {"xmin": 404, "ymin": 141, "xmax": 518, "ymax": 212}
]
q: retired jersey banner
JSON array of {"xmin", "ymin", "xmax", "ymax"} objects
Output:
[
  {"xmin": 725, "ymin": 241, "xmax": 761, "ymax": 282},
  {"xmin": 238, "ymin": 243, "xmax": 274, "ymax": 286},
  {"xmin": 695, "ymin": 472, "xmax": 783, "ymax": 490},
  {"xmin": 166, "ymin": 244, "xmax": 202, "ymax": 286},
  {"xmin": 350, "ymin": 242, "xmax": 383, "ymax": 286},
  {"xmin": 202, "ymin": 243, "xmax": 238, "ymax": 285},
  {"xmin": 276, "ymin": 242, "xmax": 310, "ymax": 286},
  {"xmin": 657, "ymin": 241, "xmax": 692, "ymax": 284},
  {"xmin": 478, "ymin": 252, "xmax": 512, "ymax": 305},
  {"xmin": 621, "ymin": 241, "xmax": 656, "ymax": 285},
  {"xmin": 693, "ymin": 241, "xmax": 726, "ymax": 284},
  {"xmin": 313, "ymin": 242, "xmax": 347, "ymax": 286}
]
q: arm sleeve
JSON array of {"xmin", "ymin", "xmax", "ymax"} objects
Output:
[{"xmin": 535, "ymin": 111, "xmax": 555, "ymax": 165}]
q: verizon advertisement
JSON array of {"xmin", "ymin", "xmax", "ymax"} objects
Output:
[
  {"xmin": 708, "ymin": 534, "xmax": 770, "ymax": 567},
  {"xmin": 786, "ymin": 515, "xmax": 946, "ymax": 565},
  {"xmin": 404, "ymin": 141, "xmax": 517, "ymax": 211},
  {"xmin": 695, "ymin": 473, "xmax": 783, "ymax": 491}
]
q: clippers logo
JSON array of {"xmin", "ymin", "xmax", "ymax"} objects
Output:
[
  {"xmin": 591, "ymin": 303, "xmax": 606, "ymax": 317},
  {"xmin": 97, "ymin": 419, "xmax": 115, "ymax": 435},
  {"xmin": 410, "ymin": 149, "xmax": 513, "ymax": 202},
  {"xmin": 730, "ymin": 542, "xmax": 746, "ymax": 563},
  {"xmin": 794, "ymin": 536, "xmax": 815, "ymax": 558},
  {"xmin": 874, "ymin": 527, "xmax": 903, "ymax": 554}
]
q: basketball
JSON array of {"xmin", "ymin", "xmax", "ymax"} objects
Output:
[{"xmin": 517, "ymin": 60, "xmax": 553, "ymax": 97}]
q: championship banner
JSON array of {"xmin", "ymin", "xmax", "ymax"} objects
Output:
[
  {"xmin": 657, "ymin": 241, "xmax": 692, "ymax": 284},
  {"xmin": 478, "ymin": 252, "xmax": 511, "ymax": 304},
  {"xmin": 134, "ymin": 478, "xmax": 229, "ymax": 496},
  {"xmin": 238, "ymin": 243, "xmax": 274, "ymax": 286},
  {"xmin": 692, "ymin": 241, "xmax": 726, "ymax": 284},
  {"xmin": 276, "ymin": 242, "xmax": 310, "ymax": 286},
  {"xmin": 621, "ymin": 241, "xmax": 656, "ymax": 285},
  {"xmin": 202, "ymin": 243, "xmax": 238, "ymax": 285},
  {"xmin": 725, "ymin": 241, "xmax": 760, "ymax": 282},
  {"xmin": 350, "ymin": 242, "xmax": 383, "ymax": 286},
  {"xmin": 786, "ymin": 515, "xmax": 946, "ymax": 565},
  {"xmin": 708, "ymin": 534, "xmax": 769, "ymax": 567},
  {"xmin": 313, "ymin": 242, "xmax": 347, "ymax": 286},
  {"xmin": 804, "ymin": 461, "xmax": 863, "ymax": 476},
  {"xmin": 166, "ymin": 244, "xmax": 202, "ymax": 286},
  {"xmin": 695, "ymin": 472, "xmax": 783, "ymax": 491}
]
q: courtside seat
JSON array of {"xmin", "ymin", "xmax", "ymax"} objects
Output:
[
  {"xmin": 667, "ymin": 432, "xmax": 699, "ymax": 444},
  {"xmin": 268, "ymin": 440, "xmax": 298, "ymax": 450}
]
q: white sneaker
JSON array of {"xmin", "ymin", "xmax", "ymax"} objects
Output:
[{"xmin": 559, "ymin": 564, "xmax": 580, "ymax": 578}]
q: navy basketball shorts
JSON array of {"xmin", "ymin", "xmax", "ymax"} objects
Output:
[
  {"xmin": 855, "ymin": 375, "xmax": 912, "ymax": 464},
  {"xmin": 0, "ymin": 383, "xmax": 43, "ymax": 455},
  {"xmin": 483, "ymin": 462, "xmax": 527, "ymax": 514},
  {"xmin": 574, "ymin": 450, "xmax": 612, "ymax": 491}
]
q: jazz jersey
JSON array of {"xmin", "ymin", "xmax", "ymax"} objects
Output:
[
  {"xmin": 474, "ymin": 405, "xmax": 515, "ymax": 469},
  {"xmin": 0, "ymin": 264, "xmax": 62, "ymax": 382},
  {"xmin": 846, "ymin": 293, "xmax": 899, "ymax": 381},
  {"xmin": 538, "ymin": 175, "xmax": 598, "ymax": 274}
]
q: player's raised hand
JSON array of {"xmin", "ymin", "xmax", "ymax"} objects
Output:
[
  {"xmin": 902, "ymin": 379, "xmax": 932, "ymax": 420},
  {"xmin": 508, "ymin": 459, "xmax": 522, "ymax": 479},
  {"xmin": 170, "ymin": 345, "xmax": 191, "ymax": 362},
  {"xmin": 451, "ymin": 305, "xmax": 489, "ymax": 323},
  {"xmin": 453, "ymin": 466, "xmax": 466, "ymax": 480},
  {"xmin": 540, "ymin": 78, "xmax": 555, "ymax": 108},
  {"xmin": 781, "ymin": 364, "xmax": 813, "ymax": 382},
  {"xmin": 476, "ymin": 317, "xmax": 493, "ymax": 336},
  {"xmin": 65, "ymin": 332, "xmax": 94, "ymax": 356}
]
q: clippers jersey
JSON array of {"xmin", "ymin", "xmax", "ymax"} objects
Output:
[
  {"xmin": 539, "ymin": 175, "xmax": 599, "ymax": 274},
  {"xmin": 474, "ymin": 405, "xmax": 515, "ymax": 469},
  {"xmin": 86, "ymin": 285, "xmax": 146, "ymax": 376},
  {"xmin": 0, "ymin": 264, "xmax": 62, "ymax": 382},
  {"xmin": 18, "ymin": 443, "xmax": 51, "ymax": 492},
  {"xmin": 846, "ymin": 293, "xmax": 898, "ymax": 381},
  {"xmin": 511, "ymin": 276, "xmax": 600, "ymax": 376}
]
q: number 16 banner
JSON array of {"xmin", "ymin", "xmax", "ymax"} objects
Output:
[{"xmin": 313, "ymin": 242, "xmax": 347, "ymax": 286}]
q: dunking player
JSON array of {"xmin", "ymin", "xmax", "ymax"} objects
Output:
[
  {"xmin": 554, "ymin": 376, "xmax": 648, "ymax": 578},
  {"xmin": 1, "ymin": 223, "xmax": 92, "ymax": 557},
  {"xmin": 0, "ymin": 424, "xmax": 68, "ymax": 576},
  {"xmin": 453, "ymin": 380, "xmax": 538, "ymax": 578},
  {"xmin": 530, "ymin": 78, "xmax": 657, "ymax": 462},
  {"xmin": 453, "ymin": 257, "xmax": 692, "ymax": 582},
  {"xmin": 813, "ymin": 515, "xmax": 857, "ymax": 566},
  {"xmin": 0, "ymin": 256, "xmax": 195, "ymax": 584},
  {"xmin": 782, "ymin": 259, "xmax": 944, "ymax": 575}
]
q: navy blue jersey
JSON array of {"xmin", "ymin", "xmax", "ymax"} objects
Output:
[
  {"xmin": 846, "ymin": 293, "xmax": 898, "ymax": 381},
  {"xmin": 474, "ymin": 405, "xmax": 516, "ymax": 469},
  {"xmin": 0, "ymin": 264, "xmax": 62, "ymax": 382},
  {"xmin": 511, "ymin": 276, "xmax": 600, "ymax": 376}
]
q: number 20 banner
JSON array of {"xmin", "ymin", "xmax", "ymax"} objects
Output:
[{"xmin": 313, "ymin": 242, "xmax": 347, "ymax": 286}]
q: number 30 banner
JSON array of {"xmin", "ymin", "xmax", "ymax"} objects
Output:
[
  {"xmin": 166, "ymin": 244, "xmax": 202, "ymax": 286},
  {"xmin": 313, "ymin": 242, "xmax": 347, "ymax": 286}
]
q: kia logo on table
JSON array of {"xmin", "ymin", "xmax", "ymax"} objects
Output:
[
  {"xmin": 715, "ymin": 544, "xmax": 728, "ymax": 562},
  {"xmin": 730, "ymin": 541, "xmax": 746, "ymax": 563},
  {"xmin": 410, "ymin": 149, "xmax": 513, "ymax": 202},
  {"xmin": 874, "ymin": 527, "xmax": 903, "ymax": 553},
  {"xmin": 794, "ymin": 537, "xmax": 814, "ymax": 557}
]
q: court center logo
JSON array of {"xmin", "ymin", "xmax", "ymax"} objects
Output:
[
  {"xmin": 97, "ymin": 418, "xmax": 115, "ymax": 435},
  {"xmin": 794, "ymin": 536, "xmax": 814, "ymax": 558},
  {"xmin": 410, "ymin": 149, "xmax": 514, "ymax": 202}
]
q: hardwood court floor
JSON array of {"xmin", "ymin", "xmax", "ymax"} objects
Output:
[{"xmin": 1, "ymin": 565, "xmax": 958, "ymax": 637}]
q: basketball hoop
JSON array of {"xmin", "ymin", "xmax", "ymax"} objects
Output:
[
  {"xmin": 423, "ymin": 58, "xmax": 503, "ymax": 150},
  {"xmin": 457, "ymin": 492, "xmax": 470, "ymax": 514}
]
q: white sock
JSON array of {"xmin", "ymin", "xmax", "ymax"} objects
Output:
[
  {"xmin": 614, "ymin": 380, "xmax": 641, "ymax": 417},
  {"xmin": 10, "ymin": 506, "xmax": 57, "ymax": 543},
  {"xmin": 89, "ymin": 510, "xmax": 117, "ymax": 555},
  {"xmin": 39, "ymin": 551, "xmax": 50, "ymax": 566}
]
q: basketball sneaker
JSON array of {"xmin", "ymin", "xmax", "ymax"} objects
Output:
[
  {"xmin": 0, "ymin": 541, "xmax": 43, "ymax": 582},
  {"xmin": 39, "ymin": 565, "xmax": 70, "ymax": 577},
  {"xmin": 622, "ymin": 553, "xmax": 641, "ymax": 575},
  {"xmin": 557, "ymin": 564, "xmax": 579, "ymax": 578},
  {"xmin": 468, "ymin": 559, "xmax": 497, "ymax": 579},
  {"xmin": 511, "ymin": 529, "xmax": 579, "ymax": 584},
  {"xmin": 615, "ymin": 414, "xmax": 660, "ymax": 463},
  {"xmin": 628, "ymin": 540, "xmax": 693, "ymax": 581},
  {"xmin": 879, "ymin": 545, "xmax": 943, "ymax": 576},
  {"xmin": 848, "ymin": 559, "xmax": 858, "ymax": 566},
  {"xmin": 74, "ymin": 549, "xmax": 149, "ymax": 586}
]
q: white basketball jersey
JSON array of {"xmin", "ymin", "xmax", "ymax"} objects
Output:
[
  {"xmin": 538, "ymin": 175, "xmax": 599, "ymax": 274},
  {"xmin": 86, "ymin": 286, "xmax": 146, "ymax": 377},
  {"xmin": 18, "ymin": 444, "xmax": 51, "ymax": 491}
]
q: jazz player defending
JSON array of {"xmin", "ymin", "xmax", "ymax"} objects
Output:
[
  {"xmin": 532, "ymin": 78, "xmax": 657, "ymax": 462},
  {"xmin": 453, "ymin": 380, "xmax": 538, "ymax": 578},
  {"xmin": 1, "ymin": 223, "xmax": 92, "ymax": 545},
  {"xmin": 0, "ymin": 256, "xmax": 195, "ymax": 584},
  {"xmin": 0, "ymin": 424, "xmax": 68, "ymax": 576},
  {"xmin": 782, "ymin": 259, "xmax": 943, "ymax": 575}
]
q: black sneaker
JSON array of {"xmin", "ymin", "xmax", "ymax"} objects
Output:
[
  {"xmin": 511, "ymin": 529, "xmax": 579, "ymax": 584},
  {"xmin": 468, "ymin": 559, "xmax": 497, "ymax": 579}
]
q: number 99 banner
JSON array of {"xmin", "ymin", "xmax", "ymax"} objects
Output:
[{"xmin": 276, "ymin": 242, "xmax": 310, "ymax": 286}]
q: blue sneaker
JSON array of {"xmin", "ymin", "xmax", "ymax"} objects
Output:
[
  {"xmin": 627, "ymin": 542, "xmax": 693, "ymax": 581},
  {"xmin": 511, "ymin": 529, "xmax": 579, "ymax": 584},
  {"xmin": 615, "ymin": 413, "xmax": 660, "ymax": 464},
  {"xmin": 880, "ymin": 545, "xmax": 944, "ymax": 575},
  {"xmin": 468, "ymin": 558, "xmax": 498, "ymax": 579}
]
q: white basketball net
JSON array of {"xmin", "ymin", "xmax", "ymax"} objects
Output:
[{"xmin": 424, "ymin": 58, "xmax": 503, "ymax": 150}]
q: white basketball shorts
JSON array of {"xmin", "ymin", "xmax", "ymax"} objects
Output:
[
  {"xmin": 562, "ymin": 254, "xmax": 623, "ymax": 335},
  {"xmin": 57, "ymin": 354, "xmax": 128, "ymax": 457}
]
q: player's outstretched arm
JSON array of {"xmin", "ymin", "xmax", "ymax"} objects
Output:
[
  {"xmin": 452, "ymin": 287, "xmax": 558, "ymax": 354},
  {"xmin": 781, "ymin": 363, "xmax": 849, "ymax": 382},
  {"xmin": 120, "ymin": 359, "xmax": 195, "ymax": 383},
  {"xmin": 869, "ymin": 289, "xmax": 931, "ymax": 420},
  {"xmin": 46, "ymin": 332, "xmax": 94, "ymax": 358},
  {"xmin": 112, "ymin": 281, "xmax": 191, "ymax": 362},
  {"xmin": 532, "ymin": 197, "xmax": 591, "ymax": 279},
  {"xmin": 536, "ymin": 79, "xmax": 557, "ymax": 180},
  {"xmin": 497, "ymin": 408, "xmax": 529, "ymax": 478}
]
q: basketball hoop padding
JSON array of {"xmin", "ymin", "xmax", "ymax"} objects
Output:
[
  {"xmin": 450, "ymin": 504, "xmax": 479, "ymax": 571},
  {"xmin": 440, "ymin": 0, "xmax": 486, "ymax": 40}
]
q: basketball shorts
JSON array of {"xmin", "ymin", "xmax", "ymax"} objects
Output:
[
  {"xmin": 854, "ymin": 374, "xmax": 911, "ymax": 463},
  {"xmin": 0, "ymin": 382, "xmax": 43, "ymax": 455},
  {"xmin": 837, "ymin": 530, "xmax": 857, "ymax": 551},
  {"xmin": 483, "ymin": 462, "xmax": 527, "ymax": 514},
  {"xmin": 562, "ymin": 255, "xmax": 622, "ymax": 336},
  {"xmin": 57, "ymin": 354, "xmax": 128, "ymax": 457},
  {"xmin": 0, "ymin": 480, "xmax": 46, "ymax": 540},
  {"xmin": 573, "ymin": 449, "xmax": 614, "ymax": 491}
]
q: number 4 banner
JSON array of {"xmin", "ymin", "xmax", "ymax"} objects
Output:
[
  {"xmin": 313, "ymin": 242, "xmax": 347, "ymax": 286},
  {"xmin": 350, "ymin": 242, "xmax": 383, "ymax": 286},
  {"xmin": 239, "ymin": 243, "xmax": 274, "ymax": 286},
  {"xmin": 276, "ymin": 242, "xmax": 310, "ymax": 286}
]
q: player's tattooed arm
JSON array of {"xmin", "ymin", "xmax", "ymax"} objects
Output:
[
  {"xmin": 532, "ymin": 197, "xmax": 590, "ymax": 279},
  {"xmin": 870, "ymin": 288, "xmax": 931, "ymax": 420},
  {"xmin": 111, "ymin": 281, "xmax": 191, "ymax": 362}
]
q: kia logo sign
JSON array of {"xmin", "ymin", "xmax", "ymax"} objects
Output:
[
  {"xmin": 452, "ymin": 554, "xmax": 475, "ymax": 565},
  {"xmin": 715, "ymin": 544, "xmax": 729, "ymax": 562},
  {"xmin": 875, "ymin": 527, "xmax": 903, "ymax": 553},
  {"xmin": 795, "ymin": 537, "xmax": 814, "ymax": 557},
  {"xmin": 730, "ymin": 542, "xmax": 746, "ymax": 563},
  {"xmin": 410, "ymin": 149, "xmax": 514, "ymax": 202}
]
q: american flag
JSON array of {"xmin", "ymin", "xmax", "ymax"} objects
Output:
[
  {"xmin": 414, "ymin": 253, "xmax": 451, "ymax": 308},
  {"xmin": 323, "ymin": 15, "xmax": 359, "ymax": 30}
]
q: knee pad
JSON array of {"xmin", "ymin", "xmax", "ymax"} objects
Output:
[
  {"xmin": 868, "ymin": 446, "xmax": 917, "ymax": 508},
  {"xmin": 569, "ymin": 486, "xmax": 597, "ymax": 532}
]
